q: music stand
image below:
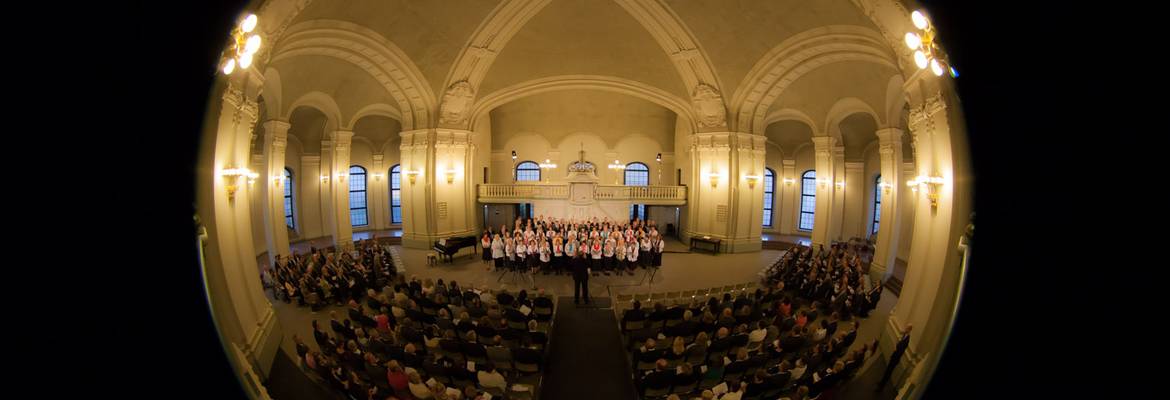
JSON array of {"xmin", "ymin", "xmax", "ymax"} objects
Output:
[{"xmin": 636, "ymin": 265, "xmax": 660, "ymax": 291}]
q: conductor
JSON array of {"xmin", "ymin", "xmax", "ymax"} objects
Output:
[{"xmin": 572, "ymin": 252, "xmax": 591, "ymax": 305}]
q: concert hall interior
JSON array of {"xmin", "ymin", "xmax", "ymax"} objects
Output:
[{"xmin": 192, "ymin": 1, "xmax": 973, "ymax": 399}]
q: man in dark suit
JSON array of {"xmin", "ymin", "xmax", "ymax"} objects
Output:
[
  {"xmin": 877, "ymin": 323, "xmax": 912, "ymax": 391},
  {"xmin": 572, "ymin": 252, "xmax": 590, "ymax": 304}
]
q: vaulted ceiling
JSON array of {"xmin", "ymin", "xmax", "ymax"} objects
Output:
[{"xmin": 261, "ymin": 0, "xmax": 910, "ymax": 139}]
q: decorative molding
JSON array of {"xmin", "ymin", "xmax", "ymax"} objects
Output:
[
  {"xmin": 614, "ymin": 0, "xmax": 724, "ymax": 101},
  {"xmin": 692, "ymin": 83, "xmax": 727, "ymax": 128},
  {"xmin": 439, "ymin": 81, "xmax": 476, "ymax": 125}
]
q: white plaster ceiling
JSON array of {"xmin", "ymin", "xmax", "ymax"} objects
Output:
[
  {"xmin": 288, "ymin": 105, "xmax": 329, "ymax": 154},
  {"xmin": 839, "ymin": 112, "xmax": 878, "ymax": 161},
  {"xmin": 478, "ymin": 0, "xmax": 687, "ymax": 99},
  {"xmin": 272, "ymin": 55, "xmax": 399, "ymax": 123},
  {"xmin": 489, "ymin": 89, "xmax": 676, "ymax": 150},
  {"xmin": 290, "ymin": 0, "xmax": 501, "ymax": 98},
  {"xmin": 769, "ymin": 60, "xmax": 899, "ymax": 132},
  {"xmin": 351, "ymin": 114, "xmax": 402, "ymax": 152}
]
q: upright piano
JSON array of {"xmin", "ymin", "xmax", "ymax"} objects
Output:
[{"xmin": 432, "ymin": 235, "xmax": 478, "ymax": 263}]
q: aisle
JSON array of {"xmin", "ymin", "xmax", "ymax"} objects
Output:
[{"xmin": 539, "ymin": 297, "xmax": 637, "ymax": 400}]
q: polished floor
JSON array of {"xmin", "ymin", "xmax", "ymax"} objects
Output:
[{"xmin": 261, "ymin": 234, "xmax": 901, "ymax": 398}]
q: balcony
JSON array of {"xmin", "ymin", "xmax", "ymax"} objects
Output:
[{"xmin": 477, "ymin": 183, "xmax": 686, "ymax": 205}]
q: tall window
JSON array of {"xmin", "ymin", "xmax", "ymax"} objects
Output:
[
  {"xmin": 625, "ymin": 162, "xmax": 649, "ymax": 186},
  {"xmin": 349, "ymin": 166, "xmax": 368, "ymax": 226},
  {"xmin": 516, "ymin": 161, "xmax": 540, "ymax": 182},
  {"xmin": 390, "ymin": 165, "xmax": 402, "ymax": 224},
  {"xmin": 799, "ymin": 170, "xmax": 816, "ymax": 231},
  {"xmin": 283, "ymin": 168, "xmax": 295, "ymax": 229},
  {"xmin": 762, "ymin": 168, "xmax": 775, "ymax": 227},
  {"xmin": 872, "ymin": 175, "xmax": 882, "ymax": 235},
  {"xmin": 630, "ymin": 204, "xmax": 646, "ymax": 221}
]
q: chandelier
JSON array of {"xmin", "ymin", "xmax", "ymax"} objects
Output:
[
  {"xmin": 221, "ymin": 14, "xmax": 262, "ymax": 75},
  {"xmin": 903, "ymin": 10, "xmax": 957, "ymax": 78}
]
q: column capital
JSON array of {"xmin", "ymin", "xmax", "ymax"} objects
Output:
[
  {"xmin": 262, "ymin": 119, "xmax": 291, "ymax": 135},
  {"xmin": 330, "ymin": 130, "xmax": 354, "ymax": 143},
  {"xmin": 875, "ymin": 127, "xmax": 904, "ymax": 143},
  {"xmin": 781, "ymin": 159, "xmax": 796, "ymax": 167},
  {"xmin": 811, "ymin": 136, "xmax": 838, "ymax": 150}
]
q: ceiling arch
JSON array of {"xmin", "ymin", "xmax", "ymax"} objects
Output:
[
  {"xmin": 272, "ymin": 20, "xmax": 435, "ymax": 130},
  {"xmin": 732, "ymin": 25, "xmax": 896, "ymax": 134},
  {"xmin": 472, "ymin": 75, "xmax": 694, "ymax": 132},
  {"xmin": 284, "ymin": 91, "xmax": 342, "ymax": 133},
  {"xmin": 824, "ymin": 97, "xmax": 882, "ymax": 140}
]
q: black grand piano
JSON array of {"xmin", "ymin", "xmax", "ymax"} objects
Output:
[{"xmin": 432, "ymin": 235, "xmax": 478, "ymax": 263}]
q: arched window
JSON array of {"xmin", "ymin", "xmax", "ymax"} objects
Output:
[
  {"xmin": 283, "ymin": 168, "xmax": 295, "ymax": 229},
  {"xmin": 349, "ymin": 166, "xmax": 368, "ymax": 227},
  {"xmin": 872, "ymin": 175, "xmax": 882, "ymax": 235},
  {"xmin": 799, "ymin": 170, "xmax": 816, "ymax": 231},
  {"xmin": 624, "ymin": 162, "xmax": 649, "ymax": 186},
  {"xmin": 762, "ymin": 168, "xmax": 775, "ymax": 227},
  {"xmin": 516, "ymin": 161, "xmax": 540, "ymax": 182},
  {"xmin": 390, "ymin": 165, "xmax": 402, "ymax": 224}
]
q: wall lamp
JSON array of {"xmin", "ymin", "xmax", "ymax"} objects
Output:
[
  {"xmin": 743, "ymin": 174, "xmax": 761, "ymax": 189},
  {"xmin": 373, "ymin": 173, "xmax": 383, "ymax": 182},
  {"xmin": 445, "ymin": 168, "xmax": 457, "ymax": 184},
  {"xmin": 907, "ymin": 175, "xmax": 946, "ymax": 208},
  {"xmin": 817, "ymin": 178, "xmax": 828, "ymax": 189},
  {"xmin": 272, "ymin": 175, "xmax": 283, "ymax": 186},
  {"xmin": 880, "ymin": 182, "xmax": 893, "ymax": 195},
  {"xmin": 221, "ymin": 167, "xmax": 258, "ymax": 201},
  {"xmin": 782, "ymin": 177, "xmax": 795, "ymax": 186},
  {"xmin": 835, "ymin": 180, "xmax": 845, "ymax": 190},
  {"xmin": 538, "ymin": 159, "xmax": 557, "ymax": 183},
  {"xmin": 706, "ymin": 172, "xmax": 722, "ymax": 188},
  {"xmin": 405, "ymin": 170, "xmax": 421, "ymax": 184}
]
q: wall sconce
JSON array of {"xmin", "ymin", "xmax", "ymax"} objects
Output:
[
  {"xmin": 782, "ymin": 177, "xmax": 795, "ymax": 186},
  {"xmin": 445, "ymin": 168, "xmax": 457, "ymax": 184},
  {"xmin": 538, "ymin": 159, "xmax": 557, "ymax": 183},
  {"xmin": 320, "ymin": 175, "xmax": 329, "ymax": 183},
  {"xmin": 907, "ymin": 175, "xmax": 946, "ymax": 208},
  {"xmin": 706, "ymin": 172, "xmax": 721, "ymax": 188},
  {"xmin": 835, "ymin": 180, "xmax": 845, "ymax": 190},
  {"xmin": 405, "ymin": 170, "xmax": 420, "ymax": 184},
  {"xmin": 373, "ymin": 173, "xmax": 383, "ymax": 182},
  {"xmin": 335, "ymin": 172, "xmax": 347, "ymax": 182},
  {"xmin": 817, "ymin": 178, "xmax": 828, "ymax": 189},
  {"xmin": 221, "ymin": 167, "xmax": 258, "ymax": 201},
  {"xmin": 272, "ymin": 175, "xmax": 283, "ymax": 187},
  {"xmin": 744, "ymin": 174, "xmax": 761, "ymax": 189},
  {"xmin": 879, "ymin": 182, "xmax": 893, "ymax": 194}
]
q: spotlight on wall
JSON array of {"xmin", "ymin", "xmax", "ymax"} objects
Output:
[
  {"xmin": 221, "ymin": 167, "xmax": 258, "ymax": 201},
  {"xmin": 744, "ymin": 174, "xmax": 761, "ymax": 189}
]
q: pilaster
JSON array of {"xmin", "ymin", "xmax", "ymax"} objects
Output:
[
  {"xmin": 328, "ymin": 130, "xmax": 355, "ymax": 252},
  {"xmin": 682, "ymin": 132, "xmax": 764, "ymax": 253},
  {"xmin": 399, "ymin": 129, "xmax": 479, "ymax": 249},
  {"xmin": 810, "ymin": 136, "xmax": 838, "ymax": 249},
  {"xmin": 871, "ymin": 127, "xmax": 904, "ymax": 282},
  {"xmin": 261, "ymin": 120, "xmax": 291, "ymax": 263}
]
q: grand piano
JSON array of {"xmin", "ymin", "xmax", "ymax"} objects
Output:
[{"xmin": 432, "ymin": 235, "xmax": 478, "ymax": 263}]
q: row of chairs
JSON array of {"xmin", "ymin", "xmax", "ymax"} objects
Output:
[{"xmin": 613, "ymin": 281, "xmax": 760, "ymax": 315}]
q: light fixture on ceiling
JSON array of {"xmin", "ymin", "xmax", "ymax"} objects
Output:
[
  {"xmin": 221, "ymin": 14, "xmax": 262, "ymax": 75},
  {"xmin": 904, "ymin": 10, "xmax": 957, "ymax": 78}
]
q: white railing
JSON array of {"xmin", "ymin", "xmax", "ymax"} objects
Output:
[
  {"xmin": 595, "ymin": 185, "xmax": 687, "ymax": 203},
  {"xmin": 477, "ymin": 184, "xmax": 569, "ymax": 200}
]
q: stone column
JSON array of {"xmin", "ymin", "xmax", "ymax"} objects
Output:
[
  {"xmin": 870, "ymin": 128, "xmax": 904, "ymax": 283},
  {"xmin": 371, "ymin": 154, "xmax": 385, "ymax": 230},
  {"xmin": 810, "ymin": 136, "xmax": 838, "ymax": 249},
  {"xmin": 399, "ymin": 129, "xmax": 479, "ymax": 248},
  {"xmin": 780, "ymin": 159, "xmax": 796, "ymax": 234},
  {"xmin": 197, "ymin": 76, "xmax": 282, "ymax": 381},
  {"xmin": 682, "ymin": 132, "xmax": 764, "ymax": 253},
  {"xmin": 880, "ymin": 88, "xmax": 973, "ymax": 390},
  {"xmin": 261, "ymin": 120, "xmax": 291, "ymax": 263},
  {"xmin": 327, "ymin": 130, "xmax": 355, "ymax": 252},
  {"xmin": 829, "ymin": 145, "xmax": 846, "ymax": 242}
]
